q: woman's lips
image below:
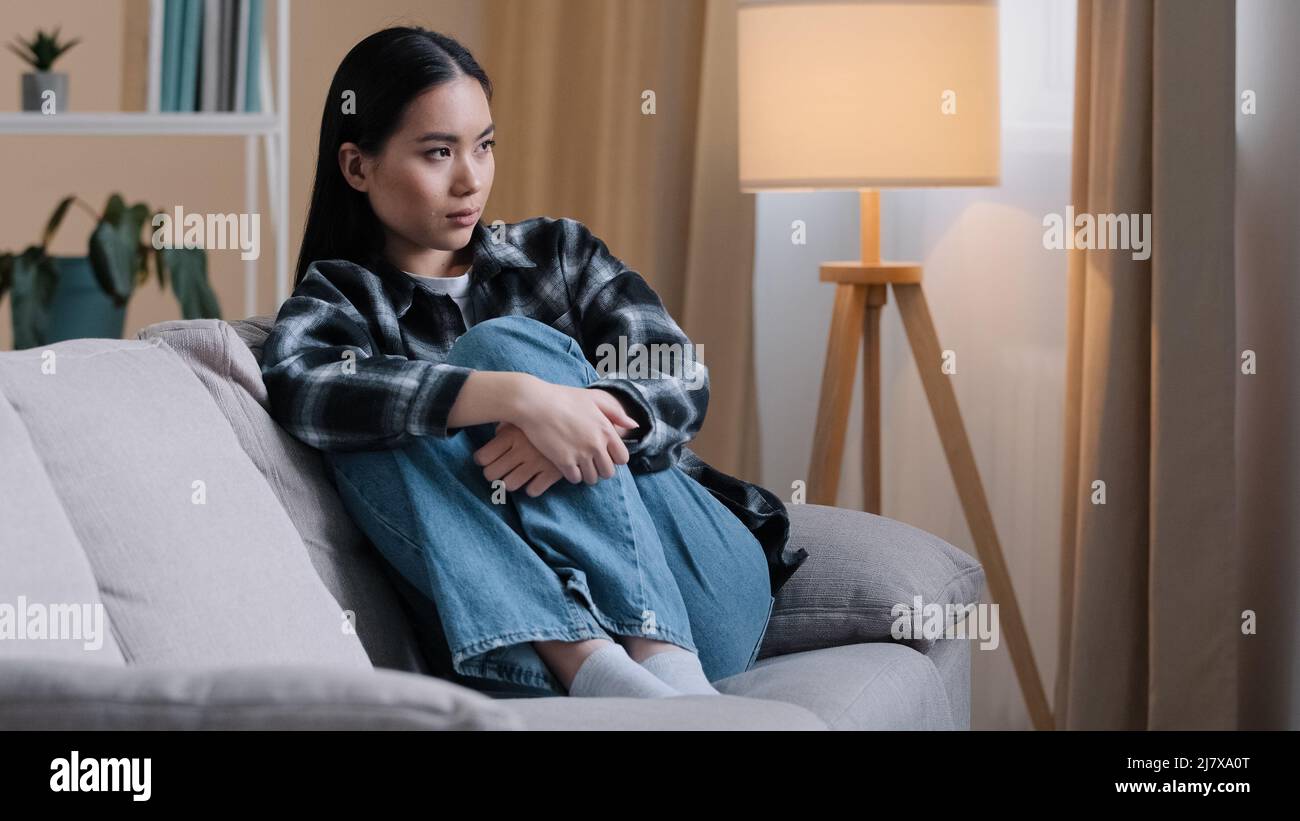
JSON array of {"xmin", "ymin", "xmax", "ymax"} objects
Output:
[{"xmin": 446, "ymin": 208, "xmax": 479, "ymax": 226}]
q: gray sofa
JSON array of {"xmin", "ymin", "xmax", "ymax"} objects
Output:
[{"xmin": 0, "ymin": 315, "xmax": 984, "ymax": 730}]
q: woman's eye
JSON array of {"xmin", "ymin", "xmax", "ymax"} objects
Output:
[{"xmin": 426, "ymin": 140, "xmax": 494, "ymax": 160}]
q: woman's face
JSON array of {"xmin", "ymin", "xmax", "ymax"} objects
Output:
[{"xmin": 340, "ymin": 75, "xmax": 495, "ymax": 259}]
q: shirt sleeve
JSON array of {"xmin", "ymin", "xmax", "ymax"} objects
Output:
[
  {"xmin": 565, "ymin": 219, "xmax": 710, "ymax": 472},
  {"xmin": 260, "ymin": 265, "xmax": 475, "ymax": 452}
]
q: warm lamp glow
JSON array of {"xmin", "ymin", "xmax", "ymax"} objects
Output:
[{"xmin": 738, "ymin": 0, "xmax": 1001, "ymax": 191}]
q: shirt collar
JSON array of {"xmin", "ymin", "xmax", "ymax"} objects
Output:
[{"xmin": 372, "ymin": 219, "xmax": 537, "ymax": 318}]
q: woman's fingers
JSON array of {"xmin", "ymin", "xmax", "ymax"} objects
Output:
[
  {"xmin": 525, "ymin": 465, "xmax": 564, "ymax": 497},
  {"xmin": 607, "ymin": 431, "xmax": 630, "ymax": 465},
  {"xmin": 578, "ymin": 456, "xmax": 599, "ymax": 485},
  {"xmin": 483, "ymin": 452, "xmax": 522, "ymax": 483},
  {"xmin": 598, "ymin": 412, "xmax": 630, "ymax": 467},
  {"xmin": 593, "ymin": 447, "xmax": 616, "ymax": 480},
  {"xmin": 473, "ymin": 433, "xmax": 513, "ymax": 467},
  {"xmin": 500, "ymin": 459, "xmax": 541, "ymax": 492},
  {"xmin": 588, "ymin": 387, "xmax": 640, "ymax": 431},
  {"xmin": 477, "ymin": 430, "xmax": 525, "ymax": 481},
  {"xmin": 558, "ymin": 459, "xmax": 583, "ymax": 484}
]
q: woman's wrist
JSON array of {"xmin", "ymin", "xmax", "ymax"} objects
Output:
[
  {"xmin": 500, "ymin": 371, "xmax": 539, "ymax": 425},
  {"xmin": 447, "ymin": 370, "xmax": 538, "ymax": 429}
]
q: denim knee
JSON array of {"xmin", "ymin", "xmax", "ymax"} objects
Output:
[{"xmin": 446, "ymin": 315, "xmax": 593, "ymax": 384}]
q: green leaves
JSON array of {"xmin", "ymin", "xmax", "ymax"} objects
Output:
[
  {"xmin": 7, "ymin": 27, "xmax": 80, "ymax": 73},
  {"xmin": 5, "ymin": 248, "xmax": 59, "ymax": 350},
  {"xmin": 4, "ymin": 194, "xmax": 224, "ymax": 347},
  {"xmin": 42, "ymin": 195, "xmax": 75, "ymax": 248},
  {"xmin": 87, "ymin": 194, "xmax": 151, "ymax": 305},
  {"xmin": 158, "ymin": 247, "xmax": 221, "ymax": 320}
]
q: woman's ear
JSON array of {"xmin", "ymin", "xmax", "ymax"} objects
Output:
[{"xmin": 338, "ymin": 142, "xmax": 370, "ymax": 193}]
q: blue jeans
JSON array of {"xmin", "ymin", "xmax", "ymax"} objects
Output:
[{"xmin": 323, "ymin": 315, "xmax": 775, "ymax": 698}]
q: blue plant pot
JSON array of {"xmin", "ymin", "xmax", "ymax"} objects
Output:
[{"xmin": 43, "ymin": 256, "xmax": 127, "ymax": 343}]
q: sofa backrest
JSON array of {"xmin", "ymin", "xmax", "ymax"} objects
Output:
[
  {"xmin": 0, "ymin": 391, "xmax": 126, "ymax": 665},
  {"xmin": 136, "ymin": 316, "xmax": 432, "ymax": 675},
  {"xmin": 0, "ymin": 336, "xmax": 374, "ymax": 670}
]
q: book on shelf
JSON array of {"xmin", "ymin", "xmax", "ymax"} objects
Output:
[
  {"xmin": 200, "ymin": 0, "xmax": 220, "ymax": 112},
  {"xmin": 245, "ymin": 0, "xmax": 263, "ymax": 113},
  {"xmin": 132, "ymin": 0, "xmax": 267, "ymax": 113},
  {"xmin": 177, "ymin": 0, "xmax": 203, "ymax": 112}
]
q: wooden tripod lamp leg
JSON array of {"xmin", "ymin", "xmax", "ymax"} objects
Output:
[
  {"xmin": 862, "ymin": 285, "xmax": 887, "ymax": 514},
  {"xmin": 809, "ymin": 188, "xmax": 884, "ymax": 507},
  {"xmin": 808, "ymin": 189, "xmax": 1052, "ymax": 728},
  {"xmin": 808, "ymin": 283, "xmax": 866, "ymax": 505},
  {"xmin": 892, "ymin": 282, "xmax": 1055, "ymax": 731}
]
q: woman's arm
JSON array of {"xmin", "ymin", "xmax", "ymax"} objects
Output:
[
  {"xmin": 444, "ymin": 370, "xmax": 531, "ymax": 429},
  {"xmin": 261, "ymin": 263, "xmax": 483, "ymax": 451},
  {"xmin": 264, "ymin": 260, "xmax": 639, "ymax": 482},
  {"xmin": 563, "ymin": 219, "xmax": 710, "ymax": 473},
  {"xmin": 472, "ymin": 373, "xmax": 640, "ymax": 485}
]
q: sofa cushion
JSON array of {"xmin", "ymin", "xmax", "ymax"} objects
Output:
[
  {"xmin": 718, "ymin": 641, "xmax": 958, "ymax": 730},
  {"xmin": 500, "ymin": 693, "xmax": 827, "ymax": 730},
  {"xmin": 137, "ymin": 318, "xmax": 428, "ymax": 675},
  {"xmin": 0, "ymin": 393, "xmax": 125, "ymax": 665},
  {"xmin": 762, "ymin": 503, "xmax": 985, "ymax": 658},
  {"xmin": 0, "ymin": 338, "xmax": 372, "ymax": 669},
  {"xmin": 499, "ymin": 642, "xmax": 957, "ymax": 730},
  {"xmin": 0, "ymin": 658, "xmax": 522, "ymax": 730}
]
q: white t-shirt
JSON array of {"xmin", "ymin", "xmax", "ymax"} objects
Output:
[{"xmin": 405, "ymin": 266, "xmax": 476, "ymax": 329}]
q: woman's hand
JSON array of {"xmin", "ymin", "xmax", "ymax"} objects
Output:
[
  {"xmin": 499, "ymin": 377, "xmax": 640, "ymax": 485},
  {"xmin": 472, "ymin": 421, "xmax": 569, "ymax": 497}
]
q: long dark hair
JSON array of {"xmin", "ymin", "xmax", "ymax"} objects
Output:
[{"xmin": 295, "ymin": 27, "xmax": 493, "ymax": 288}]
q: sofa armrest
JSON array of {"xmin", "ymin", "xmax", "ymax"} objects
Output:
[
  {"xmin": 0, "ymin": 659, "xmax": 524, "ymax": 730},
  {"xmin": 758, "ymin": 503, "xmax": 985, "ymax": 660}
]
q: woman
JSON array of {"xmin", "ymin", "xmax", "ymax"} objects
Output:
[{"xmin": 261, "ymin": 26, "xmax": 781, "ymax": 699}]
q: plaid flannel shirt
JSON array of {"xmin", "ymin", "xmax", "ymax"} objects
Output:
[{"xmin": 261, "ymin": 216, "xmax": 807, "ymax": 594}]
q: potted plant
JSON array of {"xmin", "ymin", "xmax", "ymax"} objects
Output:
[
  {"xmin": 0, "ymin": 194, "xmax": 222, "ymax": 350},
  {"xmin": 8, "ymin": 26, "xmax": 80, "ymax": 113}
]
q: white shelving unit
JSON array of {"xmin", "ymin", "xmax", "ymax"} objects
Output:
[
  {"xmin": 0, "ymin": 113, "xmax": 278, "ymax": 135},
  {"xmin": 0, "ymin": 0, "xmax": 290, "ymax": 318}
]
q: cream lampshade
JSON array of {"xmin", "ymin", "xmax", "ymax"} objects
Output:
[
  {"xmin": 737, "ymin": 0, "xmax": 1001, "ymax": 190},
  {"xmin": 735, "ymin": 0, "xmax": 1053, "ymax": 731}
]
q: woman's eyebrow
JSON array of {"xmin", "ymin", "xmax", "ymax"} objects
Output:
[{"xmin": 416, "ymin": 123, "xmax": 495, "ymax": 144}]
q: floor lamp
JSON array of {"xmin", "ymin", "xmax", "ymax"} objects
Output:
[{"xmin": 738, "ymin": 0, "xmax": 1053, "ymax": 730}]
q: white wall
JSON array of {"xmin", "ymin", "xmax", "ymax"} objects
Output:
[
  {"xmin": 753, "ymin": 0, "xmax": 1075, "ymax": 730},
  {"xmin": 1236, "ymin": 0, "xmax": 1300, "ymax": 731}
]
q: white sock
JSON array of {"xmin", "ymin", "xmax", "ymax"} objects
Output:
[
  {"xmin": 638, "ymin": 648, "xmax": 721, "ymax": 695},
  {"xmin": 567, "ymin": 642, "xmax": 681, "ymax": 698}
]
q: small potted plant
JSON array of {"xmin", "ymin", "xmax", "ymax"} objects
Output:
[
  {"xmin": 0, "ymin": 194, "xmax": 222, "ymax": 350},
  {"xmin": 8, "ymin": 26, "xmax": 80, "ymax": 113}
]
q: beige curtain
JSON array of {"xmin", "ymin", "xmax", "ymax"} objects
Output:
[
  {"xmin": 482, "ymin": 0, "xmax": 762, "ymax": 479},
  {"xmin": 1058, "ymin": 0, "xmax": 1238, "ymax": 729}
]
